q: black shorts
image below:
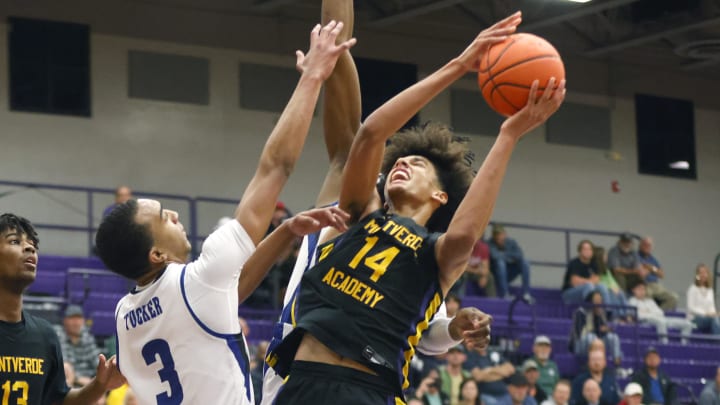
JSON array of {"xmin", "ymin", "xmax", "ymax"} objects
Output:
[{"xmin": 273, "ymin": 360, "xmax": 402, "ymax": 405}]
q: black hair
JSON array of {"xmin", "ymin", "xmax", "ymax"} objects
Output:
[
  {"xmin": 0, "ymin": 213, "xmax": 39, "ymax": 248},
  {"xmin": 381, "ymin": 122, "xmax": 475, "ymax": 233},
  {"xmin": 95, "ymin": 200, "xmax": 153, "ymax": 280}
]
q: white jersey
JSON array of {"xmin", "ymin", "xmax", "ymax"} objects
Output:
[
  {"xmin": 116, "ymin": 220, "xmax": 255, "ymax": 405},
  {"xmin": 260, "ymin": 226, "xmax": 458, "ymax": 405}
]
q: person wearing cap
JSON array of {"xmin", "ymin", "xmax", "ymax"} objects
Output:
[
  {"xmin": 438, "ymin": 344, "xmax": 471, "ymax": 404},
  {"xmin": 508, "ymin": 372, "xmax": 538, "ymax": 405},
  {"xmin": 541, "ymin": 380, "xmax": 571, "ymax": 405},
  {"xmin": 570, "ymin": 349, "xmax": 621, "ymax": 405},
  {"xmin": 628, "ymin": 280, "xmax": 693, "ymax": 344},
  {"xmin": 54, "ymin": 305, "xmax": 102, "ymax": 385},
  {"xmin": 607, "ymin": 233, "xmax": 642, "ymax": 292},
  {"xmin": 531, "ymin": 336, "xmax": 560, "ymax": 395},
  {"xmin": 699, "ymin": 366, "xmax": 720, "ymax": 405},
  {"xmin": 630, "ymin": 348, "xmax": 678, "ymax": 405},
  {"xmin": 522, "ymin": 359, "xmax": 548, "ymax": 404},
  {"xmin": 488, "ymin": 224, "xmax": 531, "ymax": 300},
  {"xmin": 637, "ymin": 237, "xmax": 677, "ymax": 310},
  {"xmin": 621, "ymin": 383, "xmax": 645, "ymax": 405}
]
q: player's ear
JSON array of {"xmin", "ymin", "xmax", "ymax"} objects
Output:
[
  {"xmin": 431, "ymin": 190, "xmax": 448, "ymax": 206},
  {"xmin": 148, "ymin": 246, "xmax": 167, "ymax": 265}
]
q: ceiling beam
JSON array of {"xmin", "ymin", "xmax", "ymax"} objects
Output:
[
  {"xmin": 522, "ymin": 0, "xmax": 642, "ymax": 31},
  {"xmin": 455, "ymin": 4, "xmax": 489, "ymax": 25},
  {"xmin": 369, "ymin": 0, "xmax": 469, "ymax": 28},
  {"xmin": 584, "ymin": 16, "xmax": 720, "ymax": 57},
  {"xmin": 252, "ymin": 0, "xmax": 299, "ymax": 12}
]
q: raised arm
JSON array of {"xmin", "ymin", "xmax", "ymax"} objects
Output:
[
  {"xmin": 435, "ymin": 78, "xmax": 565, "ymax": 292},
  {"xmin": 235, "ymin": 21, "xmax": 356, "ymax": 245},
  {"xmin": 338, "ymin": 13, "xmax": 522, "ymax": 222},
  {"xmin": 315, "ymin": 0, "xmax": 361, "ymax": 208}
]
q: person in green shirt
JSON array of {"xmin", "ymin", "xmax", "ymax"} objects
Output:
[{"xmin": 531, "ymin": 336, "xmax": 560, "ymax": 395}]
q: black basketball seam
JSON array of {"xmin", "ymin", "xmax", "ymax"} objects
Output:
[
  {"xmin": 478, "ymin": 38, "xmax": 517, "ymax": 74},
  {"xmin": 490, "ymin": 84, "xmax": 522, "ymax": 114},
  {"xmin": 479, "ymin": 54, "xmax": 560, "ymax": 93}
]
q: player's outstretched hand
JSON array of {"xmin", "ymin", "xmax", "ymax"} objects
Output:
[
  {"xmin": 296, "ymin": 20, "xmax": 357, "ymax": 81},
  {"xmin": 94, "ymin": 354, "xmax": 126, "ymax": 391},
  {"xmin": 500, "ymin": 77, "xmax": 566, "ymax": 140},
  {"xmin": 448, "ymin": 307, "xmax": 492, "ymax": 349},
  {"xmin": 456, "ymin": 11, "xmax": 521, "ymax": 73},
  {"xmin": 286, "ymin": 206, "xmax": 350, "ymax": 236}
]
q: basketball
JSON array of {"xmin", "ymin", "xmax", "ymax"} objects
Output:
[{"xmin": 478, "ymin": 33, "xmax": 565, "ymax": 117}]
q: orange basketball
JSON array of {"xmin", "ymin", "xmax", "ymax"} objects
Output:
[{"xmin": 477, "ymin": 33, "xmax": 565, "ymax": 117}]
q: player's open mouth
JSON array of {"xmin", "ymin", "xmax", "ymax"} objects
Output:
[{"xmin": 390, "ymin": 169, "xmax": 410, "ymax": 182}]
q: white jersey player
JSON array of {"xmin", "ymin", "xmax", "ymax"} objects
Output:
[{"xmin": 95, "ymin": 21, "xmax": 356, "ymax": 405}]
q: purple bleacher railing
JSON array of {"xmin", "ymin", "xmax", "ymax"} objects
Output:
[
  {"xmin": 490, "ymin": 221, "xmax": 638, "ymax": 269},
  {"xmin": 0, "ymin": 179, "xmax": 197, "ymax": 257}
]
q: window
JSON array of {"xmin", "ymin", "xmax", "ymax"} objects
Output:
[{"xmin": 8, "ymin": 17, "xmax": 90, "ymax": 116}]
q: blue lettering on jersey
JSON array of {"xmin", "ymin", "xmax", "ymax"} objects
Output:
[{"xmin": 123, "ymin": 297, "xmax": 163, "ymax": 330}]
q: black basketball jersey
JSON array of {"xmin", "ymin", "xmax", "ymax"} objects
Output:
[
  {"xmin": 268, "ymin": 209, "xmax": 444, "ymax": 396},
  {"xmin": 0, "ymin": 311, "xmax": 70, "ymax": 405}
]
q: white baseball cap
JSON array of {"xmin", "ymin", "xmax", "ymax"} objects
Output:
[{"xmin": 624, "ymin": 383, "xmax": 643, "ymax": 396}]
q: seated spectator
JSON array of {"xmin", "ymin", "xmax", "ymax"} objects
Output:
[
  {"xmin": 508, "ymin": 372, "xmax": 538, "ymax": 405},
  {"xmin": 577, "ymin": 379, "xmax": 612, "ymax": 405},
  {"xmin": 687, "ymin": 264, "xmax": 720, "ymax": 334},
  {"xmin": 439, "ymin": 345, "xmax": 471, "ymax": 403},
  {"xmin": 489, "ymin": 225, "xmax": 531, "ymax": 300},
  {"xmin": 619, "ymin": 383, "xmax": 644, "ymax": 405},
  {"xmin": 631, "ymin": 348, "xmax": 677, "ymax": 405},
  {"xmin": 459, "ymin": 378, "xmax": 482, "ymax": 405},
  {"xmin": 466, "ymin": 345, "xmax": 516, "ymax": 405},
  {"xmin": 699, "ymin": 366, "xmax": 720, "ymax": 405},
  {"xmin": 464, "ymin": 238, "xmax": 496, "ymax": 297},
  {"xmin": 54, "ymin": 305, "xmax": 101, "ymax": 385},
  {"xmin": 562, "ymin": 240, "xmax": 613, "ymax": 306},
  {"xmin": 414, "ymin": 369, "xmax": 451, "ymax": 405},
  {"xmin": 523, "ymin": 359, "xmax": 548, "ymax": 404},
  {"xmin": 637, "ymin": 237, "xmax": 678, "ymax": 310},
  {"xmin": 607, "ymin": 233, "xmax": 641, "ymax": 292},
  {"xmin": 592, "ymin": 246, "xmax": 633, "ymax": 322},
  {"xmin": 541, "ymin": 380, "xmax": 572, "ymax": 405},
  {"xmin": 102, "ymin": 185, "xmax": 132, "ymax": 218},
  {"xmin": 570, "ymin": 292, "xmax": 623, "ymax": 366},
  {"xmin": 570, "ymin": 350, "xmax": 621, "ymax": 405},
  {"xmin": 628, "ymin": 281, "xmax": 693, "ymax": 344},
  {"xmin": 531, "ymin": 336, "xmax": 560, "ymax": 396}
]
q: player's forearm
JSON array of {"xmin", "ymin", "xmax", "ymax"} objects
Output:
[
  {"xmin": 238, "ymin": 221, "xmax": 297, "ymax": 303},
  {"xmin": 322, "ymin": 0, "xmax": 353, "ymax": 42},
  {"xmin": 360, "ymin": 58, "xmax": 467, "ymax": 144},
  {"xmin": 416, "ymin": 316, "xmax": 462, "ymax": 355}
]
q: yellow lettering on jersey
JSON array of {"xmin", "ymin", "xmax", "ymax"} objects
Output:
[
  {"xmin": 0, "ymin": 357, "xmax": 44, "ymax": 375},
  {"xmin": 318, "ymin": 243, "xmax": 335, "ymax": 262},
  {"xmin": 320, "ymin": 268, "xmax": 385, "ymax": 308},
  {"xmin": 379, "ymin": 220, "xmax": 424, "ymax": 251},
  {"xmin": 363, "ymin": 219, "xmax": 381, "ymax": 234}
]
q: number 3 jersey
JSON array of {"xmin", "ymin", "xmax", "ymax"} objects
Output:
[
  {"xmin": 115, "ymin": 220, "xmax": 255, "ymax": 405},
  {"xmin": 268, "ymin": 210, "xmax": 444, "ymax": 395}
]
